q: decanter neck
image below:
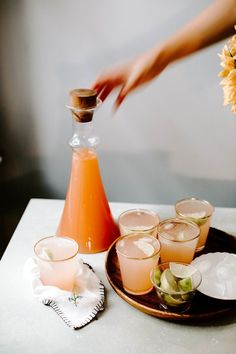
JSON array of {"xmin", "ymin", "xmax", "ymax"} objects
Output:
[
  {"xmin": 67, "ymin": 88, "xmax": 101, "ymax": 149},
  {"xmin": 69, "ymin": 120, "xmax": 100, "ymax": 149}
]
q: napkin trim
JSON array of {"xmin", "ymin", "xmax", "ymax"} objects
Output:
[{"xmin": 43, "ymin": 263, "xmax": 105, "ymax": 330}]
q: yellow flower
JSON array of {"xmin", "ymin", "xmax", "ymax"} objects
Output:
[{"xmin": 219, "ymin": 26, "xmax": 236, "ymax": 113}]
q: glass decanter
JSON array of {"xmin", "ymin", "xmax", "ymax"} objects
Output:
[{"xmin": 57, "ymin": 89, "xmax": 119, "ymax": 253}]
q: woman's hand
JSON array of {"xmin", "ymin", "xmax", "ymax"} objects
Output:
[{"xmin": 91, "ymin": 46, "xmax": 169, "ymax": 109}]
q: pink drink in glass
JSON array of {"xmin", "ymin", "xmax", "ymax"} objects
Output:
[
  {"xmin": 116, "ymin": 233, "xmax": 160, "ymax": 295},
  {"xmin": 34, "ymin": 236, "xmax": 79, "ymax": 291},
  {"xmin": 157, "ymin": 218, "xmax": 200, "ymax": 263},
  {"xmin": 118, "ymin": 209, "xmax": 160, "ymax": 237},
  {"xmin": 175, "ymin": 198, "xmax": 214, "ymax": 252}
]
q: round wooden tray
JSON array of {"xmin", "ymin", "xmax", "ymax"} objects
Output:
[{"xmin": 105, "ymin": 228, "xmax": 236, "ymax": 322}]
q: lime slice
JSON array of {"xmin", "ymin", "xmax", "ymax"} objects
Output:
[
  {"xmin": 39, "ymin": 247, "xmax": 54, "ymax": 261},
  {"xmin": 170, "ymin": 263, "xmax": 195, "ymax": 278},
  {"xmin": 184, "ymin": 211, "xmax": 207, "ymax": 226},
  {"xmin": 185, "ymin": 211, "xmax": 206, "ymax": 219},
  {"xmin": 130, "ymin": 225, "xmax": 153, "ymax": 231},
  {"xmin": 153, "ymin": 268, "xmax": 161, "ymax": 286},
  {"xmin": 160, "ymin": 269, "xmax": 178, "ymax": 292},
  {"xmin": 181, "ymin": 293, "xmax": 193, "ymax": 301},
  {"xmin": 134, "ymin": 240, "xmax": 155, "ymax": 257},
  {"xmin": 178, "ymin": 277, "xmax": 193, "ymax": 292},
  {"xmin": 163, "ymin": 294, "xmax": 185, "ymax": 307}
]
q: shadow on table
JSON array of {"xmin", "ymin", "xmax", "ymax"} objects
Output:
[{"xmin": 171, "ymin": 307, "xmax": 236, "ymax": 327}]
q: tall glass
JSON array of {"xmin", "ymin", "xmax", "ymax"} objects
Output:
[
  {"xmin": 175, "ymin": 198, "xmax": 214, "ymax": 252},
  {"xmin": 118, "ymin": 209, "xmax": 160, "ymax": 237},
  {"xmin": 34, "ymin": 236, "xmax": 79, "ymax": 291},
  {"xmin": 116, "ymin": 233, "xmax": 160, "ymax": 295},
  {"xmin": 157, "ymin": 218, "xmax": 200, "ymax": 263}
]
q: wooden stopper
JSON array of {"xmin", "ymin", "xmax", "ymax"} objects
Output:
[
  {"xmin": 70, "ymin": 88, "xmax": 97, "ymax": 108},
  {"xmin": 69, "ymin": 89, "xmax": 97, "ymax": 122}
]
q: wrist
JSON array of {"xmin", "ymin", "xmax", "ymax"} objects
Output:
[
  {"xmin": 159, "ymin": 39, "xmax": 188, "ymax": 66},
  {"xmin": 150, "ymin": 41, "xmax": 176, "ymax": 72}
]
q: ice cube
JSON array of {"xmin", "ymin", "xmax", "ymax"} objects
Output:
[
  {"xmin": 210, "ymin": 280, "xmax": 226, "ymax": 297},
  {"xmin": 194, "ymin": 259, "xmax": 211, "ymax": 273},
  {"xmin": 176, "ymin": 232, "xmax": 185, "ymax": 241},
  {"xmin": 161, "ymin": 232, "xmax": 175, "ymax": 241},
  {"xmin": 163, "ymin": 223, "xmax": 174, "ymax": 230},
  {"xmin": 225, "ymin": 276, "xmax": 236, "ymax": 297}
]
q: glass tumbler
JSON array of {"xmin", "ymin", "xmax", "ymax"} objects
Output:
[
  {"xmin": 34, "ymin": 236, "xmax": 79, "ymax": 291},
  {"xmin": 116, "ymin": 233, "xmax": 160, "ymax": 295},
  {"xmin": 175, "ymin": 198, "xmax": 214, "ymax": 252},
  {"xmin": 151, "ymin": 262, "xmax": 202, "ymax": 313},
  {"xmin": 118, "ymin": 209, "xmax": 160, "ymax": 237},
  {"xmin": 157, "ymin": 218, "xmax": 200, "ymax": 263}
]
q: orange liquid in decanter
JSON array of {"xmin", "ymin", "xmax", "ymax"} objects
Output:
[{"xmin": 57, "ymin": 148, "xmax": 119, "ymax": 253}]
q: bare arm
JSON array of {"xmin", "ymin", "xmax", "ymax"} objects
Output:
[
  {"xmin": 161, "ymin": 0, "xmax": 236, "ymax": 63},
  {"xmin": 92, "ymin": 0, "xmax": 236, "ymax": 108}
]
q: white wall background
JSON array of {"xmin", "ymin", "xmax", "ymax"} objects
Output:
[{"xmin": 1, "ymin": 0, "xmax": 236, "ymax": 208}]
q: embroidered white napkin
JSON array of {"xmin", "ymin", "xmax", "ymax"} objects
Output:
[{"xmin": 24, "ymin": 258, "xmax": 105, "ymax": 329}]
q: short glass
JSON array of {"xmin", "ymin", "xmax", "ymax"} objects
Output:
[
  {"xmin": 175, "ymin": 198, "xmax": 214, "ymax": 252},
  {"xmin": 34, "ymin": 236, "xmax": 79, "ymax": 291},
  {"xmin": 151, "ymin": 262, "xmax": 202, "ymax": 313},
  {"xmin": 118, "ymin": 209, "xmax": 160, "ymax": 237},
  {"xmin": 157, "ymin": 218, "xmax": 200, "ymax": 263},
  {"xmin": 116, "ymin": 233, "xmax": 160, "ymax": 295}
]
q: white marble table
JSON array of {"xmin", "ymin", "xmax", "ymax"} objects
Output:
[{"xmin": 0, "ymin": 199, "xmax": 236, "ymax": 354}]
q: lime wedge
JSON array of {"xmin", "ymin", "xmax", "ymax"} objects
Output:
[
  {"xmin": 39, "ymin": 247, "xmax": 54, "ymax": 261},
  {"xmin": 163, "ymin": 294, "xmax": 185, "ymax": 306},
  {"xmin": 160, "ymin": 269, "xmax": 178, "ymax": 292},
  {"xmin": 178, "ymin": 277, "xmax": 193, "ymax": 292},
  {"xmin": 184, "ymin": 211, "xmax": 207, "ymax": 226},
  {"xmin": 134, "ymin": 240, "xmax": 155, "ymax": 257},
  {"xmin": 181, "ymin": 293, "xmax": 193, "ymax": 301},
  {"xmin": 185, "ymin": 212, "xmax": 206, "ymax": 219},
  {"xmin": 170, "ymin": 263, "xmax": 195, "ymax": 278},
  {"xmin": 153, "ymin": 268, "xmax": 161, "ymax": 286}
]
